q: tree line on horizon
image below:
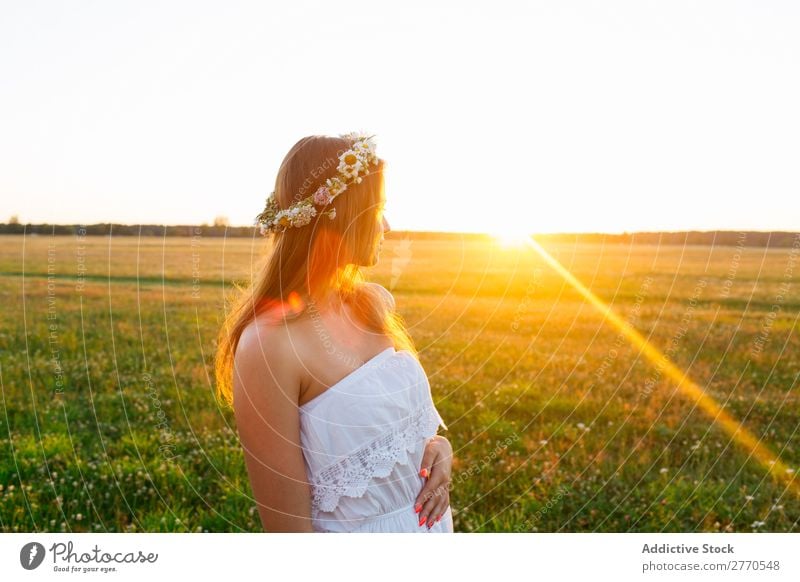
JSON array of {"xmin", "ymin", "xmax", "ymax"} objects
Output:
[{"xmin": 0, "ymin": 222, "xmax": 796, "ymax": 248}]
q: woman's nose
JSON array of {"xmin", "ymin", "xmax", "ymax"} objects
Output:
[{"xmin": 382, "ymin": 216, "xmax": 391, "ymax": 234}]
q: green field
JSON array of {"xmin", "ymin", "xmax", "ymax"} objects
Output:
[{"xmin": 0, "ymin": 233, "xmax": 798, "ymax": 532}]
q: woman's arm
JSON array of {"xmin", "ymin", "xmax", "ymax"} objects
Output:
[{"xmin": 232, "ymin": 324, "xmax": 314, "ymax": 532}]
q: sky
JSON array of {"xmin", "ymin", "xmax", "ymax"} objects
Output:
[{"xmin": 1, "ymin": 0, "xmax": 798, "ymax": 235}]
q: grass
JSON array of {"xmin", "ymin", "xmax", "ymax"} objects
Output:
[{"xmin": 0, "ymin": 232, "xmax": 798, "ymax": 532}]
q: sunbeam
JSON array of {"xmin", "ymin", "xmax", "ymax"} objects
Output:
[{"xmin": 524, "ymin": 235, "xmax": 799, "ymax": 498}]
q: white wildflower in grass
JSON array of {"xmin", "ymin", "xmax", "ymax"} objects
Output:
[
  {"xmin": 576, "ymin": 422, "xmax": 585, "ymax": 430},
  {"xmin": 750, "ymin": 520, "xmax": 766, "ymax": 528},
  {"xmin": 539, "ymin": 439, "xmax": 548, "ymax": 445},
  {"xmin": 745, "ymin": 495, "xmax": 755, "ymax": 501},
  {"xmin": 659, "ymin": 468, "xmax": 668, "ymax": 474},
  {"xmin": 76, "ymin": 513, "xmax": 83, "ymax": 521}
]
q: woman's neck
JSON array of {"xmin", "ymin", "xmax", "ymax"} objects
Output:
[{"xmin": 307, "ymin": 289, "xmax": 345, "ymax": 315}]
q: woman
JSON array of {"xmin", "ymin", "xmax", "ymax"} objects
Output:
[{"xmin": 214, "ymin": 133, "xmax": 454, "ymax": 532}]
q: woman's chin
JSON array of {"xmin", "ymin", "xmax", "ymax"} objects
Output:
[
  {"xmin": 352, "ymin": 254, "xmax": 379, "ymax": 268},
  {"xmin": 352, "ymin": 246, "xmax": 381, "ymax": 267},
  {"xmin": 370, "ymin": 246, "xmax": 382, "ymax": 265}
]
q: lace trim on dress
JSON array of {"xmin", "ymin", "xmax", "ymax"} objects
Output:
[{"xmin": 310, "ymin": 403, "xmax": 442, "ymax": 515}]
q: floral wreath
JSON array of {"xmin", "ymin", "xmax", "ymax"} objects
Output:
[{"xmin": 255, "ymin": 132, "xmax": 379, "ymax": 235}]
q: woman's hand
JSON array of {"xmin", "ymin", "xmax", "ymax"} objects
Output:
[{"xmin": 414, "ymin": 435, "xmax": 453, "ymax": 528}]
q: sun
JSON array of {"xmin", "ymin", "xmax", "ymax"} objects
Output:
[{"xmin": 491, "ymin": 228, "xmax": 532, "ymax": 248}]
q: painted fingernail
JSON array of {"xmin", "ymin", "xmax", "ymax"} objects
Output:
[
  {"xmin": 427, "ymin": 518, "xmax": 433, "ymax": 528},
  {"xmin": 419, "ymin": 468, "xmax": 428, "ymax": 478},
  {"xmin": 414, "ymin": 503, "xmax": 422, "ymax": 513},
  {"xmin": 436, "ymin": 515, "xmax": 442, "ymax": 522},
  {"xmin": 419, "ymin": 515, "xmax": 426, "ymax": 527}
]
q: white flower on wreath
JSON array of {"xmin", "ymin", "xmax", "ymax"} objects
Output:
[
  {"xmin": 353, "ymin": 137, "xmax": 376, "ymax": 157},
  {"xmin": 326, "ymin": 177, "xmax": 348, "ymax": 196},
  {"xmin": 338, "ymin": 149, "xmax": 367, "ymax": 180},
  {"xmin": 289, "ymin": 204, "xmax": 316, "ymax": 227}
]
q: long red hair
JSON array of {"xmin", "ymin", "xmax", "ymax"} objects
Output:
[{"xmin": 214, "ymin": 135, "xmax": 417, "ymax": 407}]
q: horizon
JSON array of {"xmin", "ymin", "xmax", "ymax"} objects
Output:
[{"xmin": 1, "ymin": 220, "xmax": 796, "ymax": 238}]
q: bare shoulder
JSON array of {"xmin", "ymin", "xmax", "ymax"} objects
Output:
[
  {"xmin": 233, "ymin": 317, "xmax": 305, "ymax": 406},
  {"xmin": 364, "ymin": 281, "xmax": 396, "ymax": 312},
  {"xmin": 236, "ymin": 315, "xmax": 291, "ymax": 362}
]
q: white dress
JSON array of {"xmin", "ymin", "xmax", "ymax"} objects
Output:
[{"xmin": 299, "ymin": 346, "xmax": 453, "ymax": 533}]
